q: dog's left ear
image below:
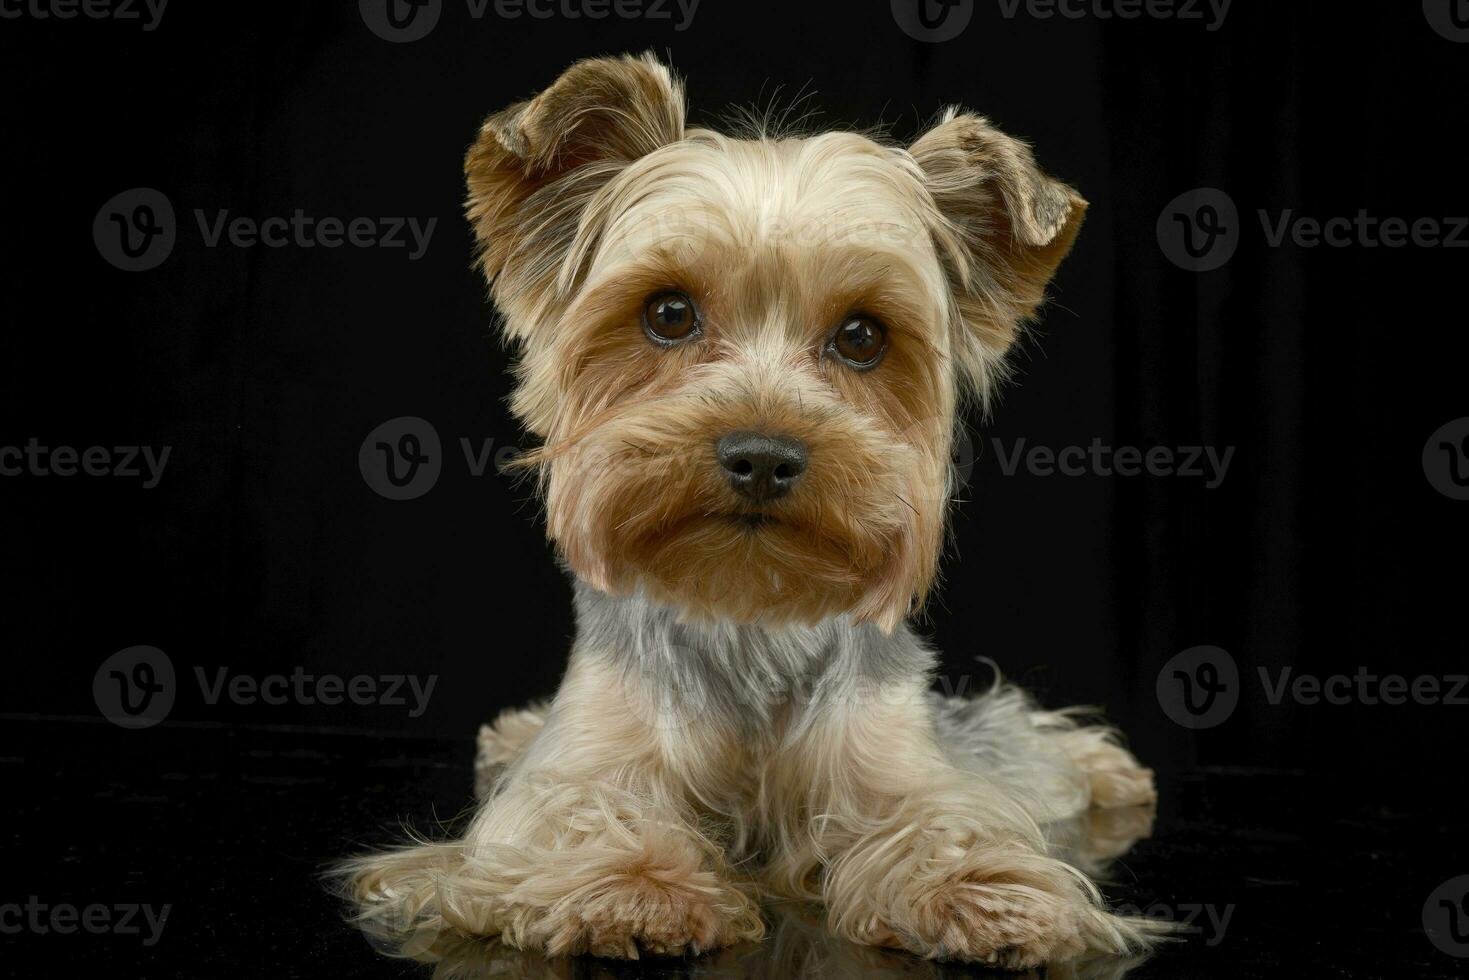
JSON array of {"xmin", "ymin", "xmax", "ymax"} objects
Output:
[
  {"xmin": 910, "ymin": 110, "xmax": 1088, "ymax": 403},
  {"xmin": 465, "ymin": 52, "xmax": 686, "ymax": 297}
]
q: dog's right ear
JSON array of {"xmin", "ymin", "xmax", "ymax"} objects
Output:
[{"xmin": 465, "ymin": 52, "xmax": 686, "ymax": 292}]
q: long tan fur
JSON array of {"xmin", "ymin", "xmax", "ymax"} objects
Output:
[{"xmin": 335, "ymin": 52, "xmax": 1164, "ymax": 970}]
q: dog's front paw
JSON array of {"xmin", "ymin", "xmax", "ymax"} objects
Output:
[
  {"xmin": 1069, "ymin": 738, "xmax": 1157, "ymax": 809},
  {"xmin": 867, "ymin": 867, "xmax": 1089, "ymax": 968},
  {"xmin": 511, "ymin": 869, "xmax": 763, "ymax": 959},
  {"xmin": 582, "ymin": 876, "xmax": 756, "ymax": 958},
  {"xmin": 831, "ymin": 839, "xmax": 1142, "ymax": 969}
]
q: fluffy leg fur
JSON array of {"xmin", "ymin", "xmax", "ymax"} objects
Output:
[
  {"xmin": 338, "ymin": 657, "xmax": 764, "ymax": 958},
  {"xmin": 929, "ymin": 681, "xmax": 1157, "ymax": 817},
  {"xmin": 355, "ymin": 662, "xmax": 1158, "ymax": 966},
  {"xmin": 753, "ymin": 676, "xmax": 1160, "ymax": 969},
  {"xmin": 473, "ymin": 702, "xmax": 547, "ymax": 801},
  {"xmin": 475, "ymin": 681, "xmax": 1156, "ymax": 821}
]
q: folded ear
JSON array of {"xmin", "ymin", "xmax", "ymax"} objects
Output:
[
  {"xmin": 909, "ymin": 110, "xmax": 1087, "ymax": 404},
  {"xmin": 465, "ymin": 52, "xmax": 686, "ymax": 293}
]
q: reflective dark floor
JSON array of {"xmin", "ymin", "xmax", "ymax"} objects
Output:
[{"xmin": 2, "ymin": 719, "xmax": 1462, "ymax": 978}]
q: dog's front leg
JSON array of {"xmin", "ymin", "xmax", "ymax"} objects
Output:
[
  {"xmin": 348, "ymin": 654, "xmax": 762, "ymax": 958},
  {"xmin": 762, "ymin": 674, "xmax": 1145, "ymax": 969},
  {"xmin": 460, "ymin": 653, "xmax": 763, "ymax": 958}
]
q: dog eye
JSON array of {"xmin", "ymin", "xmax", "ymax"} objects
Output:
[
  {"xmin": 831, "ymin": 315, "xmax": 888, "ymax": 369},
  {"xmin": 643, "ymin": 291, "xmax": 701, "ymax": 345}
]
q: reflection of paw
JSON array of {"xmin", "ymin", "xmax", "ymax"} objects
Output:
[
  {"xmin": 1076, "ymin": 740, "xmax": 1157, "ymax": 809},
  {"xmin": 527, "ymin": 871, "xmax": 762, "ymax": 959}
]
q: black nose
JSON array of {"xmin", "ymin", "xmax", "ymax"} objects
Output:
[{"xmin": 716, "ymin": 431, "xmax": 808, "ymax": 503}]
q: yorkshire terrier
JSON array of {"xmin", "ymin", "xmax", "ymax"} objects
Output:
[{"xmin": 339, "ymin": 52, "xmax": 1160, "ymax": 970}]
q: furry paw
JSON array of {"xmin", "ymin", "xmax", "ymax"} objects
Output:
[
  {"xmin": 831, "ymin": 833, "xmax": 1157, "ymax": 969},
  {"xmin": 879, "ymin": 869, "xmax": 1089, "ymax": 968},
  {"xmin": 829, "ymin": 838, "xmax": 1121, "ymax": 969},
  {"xmin": 1071, "ymin": 739, "xmax": 1157, "ymax": 809},
  {"xmin": 528, "ymin": 871, "xmax": 763, "ymax": 959},
  {"xmin": 1083, "ymin": 803, "xmax": 1157, "ymax": 862},
  {"xmin": 582, "ymin": 877, "xmax": 750, "ymax": 957},
  {"xmin": 473, "ymin": 703, "xmax": 548, "ymax": 799}
]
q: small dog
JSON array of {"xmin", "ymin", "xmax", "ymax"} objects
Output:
[{"xmin": 340, "ymin": 52, "xmax": 1160, "ymax": 970}]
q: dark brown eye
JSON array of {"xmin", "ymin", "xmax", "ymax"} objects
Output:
[
  {"xmin": 831, "ymin": 314, "xmax": 888, "ymax": 368},
  {"xmin": 643, "ymin": 290, "xmax": 700, "ymax": 344}
]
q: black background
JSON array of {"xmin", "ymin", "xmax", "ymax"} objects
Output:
[
  {"xmin": 4, "ymin": 0, "xmax": 1464, "ymax": 777},
  {"xmin": 0, "ymin": 4, "xmax": 1465, "ymax": 967}
]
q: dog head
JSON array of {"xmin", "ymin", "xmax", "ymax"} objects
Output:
[{"xmin": 466, "ymin": 53, "xmax": 1085, "ymax": 632}]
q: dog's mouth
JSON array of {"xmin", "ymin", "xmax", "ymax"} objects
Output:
[{"xmin": 723, "ymin": 511, "xmax": 779, "ymax": 531}]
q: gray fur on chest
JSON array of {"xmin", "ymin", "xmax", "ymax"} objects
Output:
[{"xmin": 572, "ymin": 583, "xmax": 935, "ymax": 732}]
